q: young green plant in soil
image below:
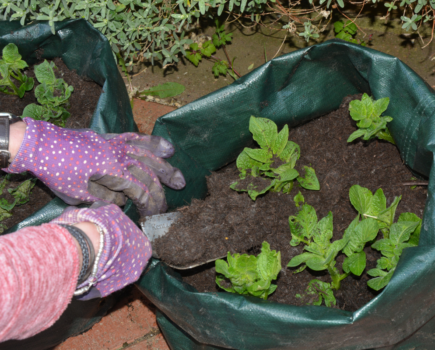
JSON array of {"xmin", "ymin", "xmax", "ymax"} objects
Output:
[
  {"xmin": 215, "ymin": 241, "xmax": 281, "ymax": 300},
  {"xmin": 349, "ymin": 185, "xmax": 421, "ymax": 291},
  {"xmin": 347, "ymin": 94, "xmax": 395, "ymax": 144},
  {"xmin": 334, "ymin": 20, "xmax": 367, "ymax": 46},
  {"xmin": 186, "ymin": 20, "xmax": 240, "ymax": 80},
  {"xmin": 0, "ymin": 175, "xmax": 36, "ymax": 234},
  {"xmin": 0, "ymin": 43, "xmax": 34, "ymax": 98},
  {"xmin": 288, "ymin": 186, "xmax": 421, "ymax": 307},
  {"xmin": 23, "ymin": 59, "xmax": 74, "ymax": 127},
  {"xmin": 230, "ymin": 116, "xmax": 320, "ymax": 200}
]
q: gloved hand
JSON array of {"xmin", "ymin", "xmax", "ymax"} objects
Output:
[
  {"xmin": 5, "ymin": 117, "xmax": 185, "ymax": 216},
  {"xmin": 50, "ymin": 203, "xmax": 151, "ymax": 299}
]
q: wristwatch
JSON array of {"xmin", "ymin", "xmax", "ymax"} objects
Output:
[{"xmin": 0, "ymin": 113, "xmax": 23, "ymax": 168}]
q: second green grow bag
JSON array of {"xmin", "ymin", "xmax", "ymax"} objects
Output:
[
  {"xmin": 0, "ymin": 19, "xmax": 137, "ymax": 350},
  {"xmin": 136, "ymin": 39, "xmax": 435, "ymax": 349}
]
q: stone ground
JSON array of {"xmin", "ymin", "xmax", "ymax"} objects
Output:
[{"xmin": 57, "ymin": 14, "xmax": 435, "ymax": 349}]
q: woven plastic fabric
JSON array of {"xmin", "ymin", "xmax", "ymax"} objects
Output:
[
  {"xmin": 0, "ymin": 19, "xmax": 137, "ymax": 349},
  {"xmin": 136, "ymin": 40, "xmax": 435, "ymax": 349}
]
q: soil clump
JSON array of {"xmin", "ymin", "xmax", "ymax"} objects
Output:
[
  {"xmin": 0, "ymin": 58, "xmax": 102, "ymax": 230},
  {"xmin": 154, "ymin": 94, "xmax": 427, "ymax": 311}
]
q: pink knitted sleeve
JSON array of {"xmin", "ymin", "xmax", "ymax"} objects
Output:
[{"xmin": 0, "ymin": 224, "xmax": 80, "ymax": 341}]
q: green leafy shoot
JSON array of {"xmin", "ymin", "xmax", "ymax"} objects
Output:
[
  {"xmin": 230, "ymin": 116, "xmax": 320, "ymax": 200},
  {"xmin": 368, "ymin": 214, "xmax": 421, "ymax": 291},
  {"xmin": 0, "ymin": 43, "xmax": 34, "ymax": 98},
  {"xmin": 8, "ymin": 178, "xmax": 36, "ymax": 205},
  {"xmin": 347, "ymin": 94, "xmax": 395, "ymax": 144},
  {"xmin": 299, "ymin": 279, "xmax": 336, "ymax": 307},
  {"xmin": 342, "ymin": 216, "xmax": 379, "ymax": 277},
  {"xmin": 186, "ymin": 20, "xmax": 239, "ymax": 80},
  {"xmin": 215, "ymin": 241, "xmax": 281, "ymax": 300},
  {"xmin": 22, "ymin": 60, "xmax": 74, "ymax": 127},
  {"xmin": 0, "ymin": 177, "xmax": 36, "ymax": 234},
  {"xmin": 287, "ymin": 205, "xmax": 348, "ymax": 291},
  {"xmin": 334, "ymin": 20, "xmax": 366, "ymax": 46},
  {"xmin": 139, "ymin": 82, "xmax": 185, "ymax": 99},
  {"xmin": 349, "ymin": 185, "xmax": 401, "ymax": 238}
]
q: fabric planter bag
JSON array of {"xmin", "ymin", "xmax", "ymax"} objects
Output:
[
  {"xmin": 0, "ymin": 19, "xmax": 137, "ymax": 350},
  {"xmin": 136, "ymin": 39, "xmax": 435, "ymax": 349}
]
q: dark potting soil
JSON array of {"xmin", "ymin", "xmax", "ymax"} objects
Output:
[
  {"xmin": 0, "ymin": 57, "xmax": 102, "ymax": 231},
  {"xmin": 154, "ymin": 94, "xmax": 427, "ymax": 311}
]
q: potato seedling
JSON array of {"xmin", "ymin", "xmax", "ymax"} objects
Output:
[
  {"xmin": 0, "ymin": 43, "xmax": 34, "ymax": 98},
  {"xmin": 347, "ymin": 94, "xmax": 395, "ymax": 144},
  {"xmin": 0, "ymin": 176, "xmax": 36, "ymax": 234},
  {"xmin": 231, "ymin": 116, "xmax": 319, "ymax": 200},
  {"xmin": 215, "ymin": 241, "xmax": 281, "ymax": 300},
  {"xmin": 368, "ymin": 213, "xmax": 421, "ymax": 291},
  {"xmin": 23, "ymin": 60, "xmax": 74, "ymax": 127}
]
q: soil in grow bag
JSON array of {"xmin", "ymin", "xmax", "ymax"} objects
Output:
[
  {"xmin": 0, "ymin": 57, "xmax": 102, "ymax": 231},
  {"xmin": 154, "ymin": 95, "xmax": 427, "ymax": 311}
]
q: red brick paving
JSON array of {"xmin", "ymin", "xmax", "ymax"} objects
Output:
[
  {"xmin": 55, "ymin": 101, "xmax": 176, "ymax": 350},
  {"xmin": 132, "ymin": 99, "xmax": 176, "ymax": 135}
]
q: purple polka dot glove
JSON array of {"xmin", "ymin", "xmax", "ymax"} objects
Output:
[
  {"xmin": 50, "ymin": 204, "xmax": 151, "ymax": 299},
  {"xmin": 5, "ymin": 117, "xmax": 186, "ymax": 216}
]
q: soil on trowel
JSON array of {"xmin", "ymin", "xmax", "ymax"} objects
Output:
[
  {"xmin": 0, "ymin": 57, "xmax": 102, "ymax": 231},
  {"xmin": 153, "ymin": 94, "xmax": 427, "ymax": 311}
]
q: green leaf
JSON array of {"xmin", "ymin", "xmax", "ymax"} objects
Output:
[
  {"xmin": 200, "ymin": 41, "xmax": 216, "ymax": 57},
  {"xmin": 306, "ymin": 279, "xmax": 336, "ymax": 307},
  {"xmin": 34, "ymin": 60, "xmax": 56, "ymax": 85},
  {"xmin": 398, "ymin": 212, "xmax": 421, "ymax": 246},
  {"xmin": 8, "ymin": 178, "xmax": 36, "ymax": 205},
  {"xmin": 347, "ymin": 129, "xmax": 366, "ymax": 142},
  {"xmin": 367, "ymin": 269, "xmax": 394, "ymax": 291},
  {"xmin": 257, "ymin": 241, "xmax": 281, "ymax": 280},
  {"xmin": 345, "ymin": 251, "xmax": 366, "ymax": 276},
  {"xmin": 278, "ymin": 168, "xmax": 299, "ymax": 182},
  {"xmin": 22, "ymin": 104, "xmax": 45, "ymax": 120},
  {"xmin": 287, "ymin": 252, "xmax": 317, "ymax": 267},
  {"xmin": 249, "ymin": 116, "xmax": 278, "ymax": 151},
  {"xmin": 236, "ymin": 149, "xmax": 262, "ymax": 175},
  {"xmin": 297, "ymin": 166, "xmax": 320, "ymax": 190},
  {"xmin": 389, "ymin": 221, "xmax": 420, "ymax": 245},
  {"xmin": 334, "ymin": 21, "xmax": 344, "ymax": 33},
  {"xmin": 279, "ymin": 141, "xmax": 300, "ymax": 165},
  {"xmin": 244, "ymin": 148, "xmax": 272, "ymax": 163},
  {"xmin": 140, "ymin": 82, "xmax": 185, "ymax": 98},
  {"xmin": 373, "ymin": 97, "xmax": 389, "ymax": 117},
  {"xmin": 289, "ymin": 204, "xmax": 318, "ymax": 243},
  {"xmin": 306, "ymin": 256, "xmax": 328, "ymax": 271},
  {"xmin": 0, "ymin": 198, "xmax": 15, "ymax": 211},
  {"xmin": 272, "ymin": 124, "xmax": 289, "ymax": 155},
  {"xmin": 349, "ymin": 99, "xmax": 367, "ymax": 121},
  {"xmin": 355, "ymin": 218, "xmax": 379, "ymax": 244},
  {"xmin": 377, "ymin": 195, "xmax": 401, "ymax": 228},
  {"xmin": 349, "ymin": 185, "xmax": 373, "ymax": 216},
  {"xmin": 294, "ymin": 191, "xmax": 304, "ymax": 207}
]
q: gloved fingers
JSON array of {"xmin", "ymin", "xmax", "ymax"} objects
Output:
[
  {"xmin": 106, "ymin": 133, "xmax": 175, "ymax": 158},
  {"xmin": 51, "ymin": 189, "xmax": 88, "ymax": 206},
  {"xmin": 124, "ymin": 161, "xmax": 168, "ymax": 216},
  {"xmin": 87, "ymin": 181, "xmax": 127, "ymax": 206},
  {"xmin": 126, "ymin": 149, "xmax": 186, "ymax": 190},
  {"xmin": 89, "ymin": 200, "xmax": 111, "ymax": 210}
]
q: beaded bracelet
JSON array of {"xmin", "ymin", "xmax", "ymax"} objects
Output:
[{"xmin": 60, "ymin": 224, "xmax": 95, "ymax": 285}]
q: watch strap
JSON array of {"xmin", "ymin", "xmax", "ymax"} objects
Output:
[{"xmin": 0, "ymin": 116, "xmax": 10, "ymax": 168}]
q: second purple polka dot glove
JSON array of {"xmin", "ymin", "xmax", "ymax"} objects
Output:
[
  {"xmin": 5, "ymin": 118, "xmax": 186, "ymax": 216},
  {"xmin": 50, "ymin": 204, "xmax": 152, "ymax": 299}
]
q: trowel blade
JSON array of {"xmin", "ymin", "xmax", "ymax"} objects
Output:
[
  {"xmin": 140, "ymin": 211, "xmax": 181, "ymax": 243},
  {"xmin": 140, "ymin": 211, "xmax": 226, "ymax": 269}
]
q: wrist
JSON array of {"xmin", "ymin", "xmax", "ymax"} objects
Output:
[{"xmin": 9, "ymin": 121, "xmax": 26, "ymax": 162}]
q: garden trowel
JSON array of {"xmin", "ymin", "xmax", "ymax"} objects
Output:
[{"xmin": 140, "ymin": 212, "xmax": 226, "ymax": 270}]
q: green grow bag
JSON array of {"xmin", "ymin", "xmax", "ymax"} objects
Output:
[
  {"xmin": 0, "ymin": 19, "xmax": 137, "ymax": 349},
  {"xmin": 136, "ymin": 39, "xmax": 435, "ymax": 349}
]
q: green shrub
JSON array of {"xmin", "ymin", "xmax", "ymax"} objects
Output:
[{"xmin": 2, "ymin": 0, "xmax": 435, "ymax": 68}]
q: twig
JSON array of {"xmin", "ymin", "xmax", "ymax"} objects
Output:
[
  {"xmin": 222, "ymin": 45, "xmax": 242, "ymax": 78},
  {"xmin": 400, "ymin": 182, "xmax": 428, "ymax": 186},
  {"xmin": 422, "ymin": 17, "xmax": 435, "ymax": 49},
  {"xmin": 272, "ymin": 32, "xmax": 288, "ymax": 59}
]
